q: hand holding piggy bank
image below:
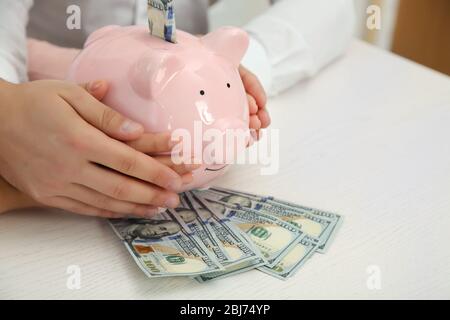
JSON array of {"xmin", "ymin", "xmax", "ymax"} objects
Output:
[{"xmin": 67, "ymin": 25, "xmax": 251, "ymax": 191}]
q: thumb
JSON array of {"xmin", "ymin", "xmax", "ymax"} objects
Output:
[{"xmin": 81, "ymin": 80, "xmax": 109, "ymax": 101}]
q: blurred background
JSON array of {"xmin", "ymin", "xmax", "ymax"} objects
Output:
[{"xmin": 209, "ymin": 0, "xmax": 450, "ymax": 75}]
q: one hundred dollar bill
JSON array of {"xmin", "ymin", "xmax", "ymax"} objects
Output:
[
  {"xmin": 195, "ymin": 255, "xmax": 267, "ymax": 283},
  {"xmin": 172, "ymin": 194, "xmax": 233, "ymax": 266},
  {"xmin": 194, "ymin": 193, "xmax": 306, "ymax": 268},
  {"xmin": 109, "ymin": 210, "xmax": 223, "ymax": 277},
  {"xmin": 184, "ymin": 193, "xmax": 266, "ymax": 266},
  {"xmin": 258, "ymin": 235, "xmax": 318, "ymax": 280},
  {"xmin": 147, "ymin": 0, "xmax": 176, "ymax": 43},
  {"xmin": 202, "ymin": 187, "xmax": 342, "ymax": 253},
  {"xmin": 264, "ymin": 197, "xmax": 342, "ymax": 253},
  {"xmin": 185, "ymin": 192, "xmax": 268, "ymax": 282},
  {"xmin": 197, "ymin": 188, "xmax": 332, "ymax": 247}
]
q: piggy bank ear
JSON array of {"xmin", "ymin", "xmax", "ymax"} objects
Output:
[
  {"xmin": 128, "ymin": 52, "xmax": 185, "ymax": 99},
  {"xmin": 84, "ymin": 25, "xmax": 121, "ymax": 48},
  {"xmin": 201, "ymin": 27, "xmax": 249, "ymax": 67}
]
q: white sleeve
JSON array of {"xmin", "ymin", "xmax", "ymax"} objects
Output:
[
  {"xmin": 241, "ymin": 0, "xmax": 355, "ymax": 96},
  {"xmin": 0, "ymin": 0, "xmax": 33, "ymax": 83}
]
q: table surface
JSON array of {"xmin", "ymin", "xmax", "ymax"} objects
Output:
[{"xmin": 1, "ymin": 40, "xmax": 450, "ymax": 299}]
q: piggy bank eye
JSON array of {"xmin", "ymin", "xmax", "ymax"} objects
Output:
[
  {"xmin": 227, "ymin": 83, "xmax": 231, "ymax": 88},
  {"xmin": 200, "ymin": 90, "xmax": 205, "ymax": 96}
]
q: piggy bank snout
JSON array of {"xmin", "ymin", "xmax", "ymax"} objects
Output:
[{"xmin": 202, "ymin": 118, "xmax": 250, "ymax": 165}]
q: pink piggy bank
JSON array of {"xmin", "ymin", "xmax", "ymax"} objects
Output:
[{"xmin": 67, "ymin": 25, "xmax": 251, "ymax": 191}]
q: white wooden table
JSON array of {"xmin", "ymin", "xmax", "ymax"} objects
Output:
[{"xmin": 1, "ymin": 40, "xmax": 449, "ymax": 299}]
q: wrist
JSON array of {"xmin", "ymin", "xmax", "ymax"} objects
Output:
[
  {"xmin": 0, "ymin": 179, "xmax": 21, "ymax": 213},
  {"xmin": 0, "ymin": 178, "xmax": 38, "ymax": 214},
  {"xmin": 0, "ymin": 79, "xmax": 19, "ymax": 121}
]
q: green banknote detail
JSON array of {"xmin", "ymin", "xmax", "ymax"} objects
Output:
[
  {"xmin": 264, "ymin": 197, "xmax": 342, "ymax": 253},
  {"xmin": 108, "ymin": 210, "xmax": 223, "ymax": 277},
  {"xmin": 193, "ymin": 193, "xmax": 306, "ymax": 268},
  {"xmin": 203, "ymin": 187, "xmax": 342, "ymax": 253},
  {"xmin": 185, "ymin": 192, "xmax": 266, "ymax": 268}
]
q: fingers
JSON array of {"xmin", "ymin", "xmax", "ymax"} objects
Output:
[
  {"xmin": 240, "ymin": 66, "xmax": 271, "ymax": 130},
  {"xmin": 47, "ymin": 196, "xmax": 122, "ymax": 218},
  {"xmin": 153, "ymin": 155, "xmax": 201, "ymax": 175},
  {"xmin": 81, "ymin": 80, "xmax": 109, "ymax": 101},
  {"xmin": 180, "ymin": 172, "xmax": 194, "ymax": 185},
  {"xmin": 249, "ymin": 114, "xmax": 262, "ymax": 131},
  {"xmin": 257, "ymin": 109, "xmax": 271, "ymax": 129},
  {"xmin": 66, "ymin": 183, "xmax": 159, "ymax": 217},
  {"xmin": 87, "ymin": 135, "xmax": 183, "ymax": 191},
  {"xmin": 239, "ymin": 65, "xmax": 267, "ymax": 109},
  {"xmin": 128, "ymin": 133, "xmax": 200, "ymax": 182},
  {"xmin": 78, "ymin": 164, "xmax": 180, "ymax": 208},
  {"xmin": 127, "ymin": 132, "xmax": 174, "ymax": 154},
  {"xmin": 60, "ymin": 83, "xmax": 144, "ymax": 141},
  {"xmin": 247, "ymin": 94, "xmax": 258, "ymax": 115}
]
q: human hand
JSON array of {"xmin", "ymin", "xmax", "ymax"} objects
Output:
[
  {"xmin": 239, "ymin": 65, "xmax": 271, "ymax": 139},
  {"xmin": 0, "ymin": 79, "xmax": 192, "ymax": 219}
]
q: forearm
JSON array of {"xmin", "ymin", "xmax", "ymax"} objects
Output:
[
  {"xmin": 0, "ymin": 80, "xmax": 26, "ymax": 214},
  {"xmin": 27, "ymin": 39, "xmax": 81, "ymax": 81}
]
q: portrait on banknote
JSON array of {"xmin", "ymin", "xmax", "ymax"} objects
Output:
[{"xmin": 111, "ymin": 218, "xmax": 181, "ymax": 243}]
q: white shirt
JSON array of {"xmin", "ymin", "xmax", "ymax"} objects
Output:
[{"xmin": 0, "ymin": 0, "xmax": 355, "ymax": 96}]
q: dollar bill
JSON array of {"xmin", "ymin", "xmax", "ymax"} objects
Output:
[
  {"xmin": 202, "ymin": 187, "xmax": 342, "ymax": 253},
  {"xmin": 171, "ymin": 195, "xmax": 232, "ymax": 266},
  {"xmin": 184, "ymin": 193, "xmax": 266, "ymax": 266},
  {"xmin": 147, "ymin": 0, "xmax": 177, "ymax": 43},
  {"xmin": 264, "ymin": 197, "xmax": 342, "ymax": 253},
  {"xmin": 184, "ymin": 192, "xmax": 267, "ymax": 282},
  {"xmin": 259, "ymin": 236, "xmax": 318, "ymax": 280},
  {"xmin": 196, "ymin": 188, "xmax": 332, "ymax": 246},
  {"xmin": 109, "ymin": 187, "xmax": 342, "ymax": 281},
  {"xmin": 195, "ymin": 255, "xmax": 267, "ymax": 283},
  {"xmin": 108, "ymin": 210, "xmax": 223, "ymax": 277},
  {"xmin": 194, "ymin": 194, "xmax": 306, "ymax": 268}
]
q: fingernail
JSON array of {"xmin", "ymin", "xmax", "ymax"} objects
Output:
[
  {"xmin": 121, "ymin": 120, "xmax": 143, "ymax": 133},
  {"xmin": 88, "ymin": 80, "xmax": 102, "ymax": 92},
  {"xmin": 164, "ymin": 196, "xmax": 179, "ymax": 208}
]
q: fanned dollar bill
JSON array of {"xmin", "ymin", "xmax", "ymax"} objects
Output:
[
  {"xmin": 193, "ymin": 193, "xmax": 306, "ymax": 268},
  {"xmin": 147, "ymin": 0, "xmax": 176, "ymax": 43},
  {"xmin": 201, "ymin": 187, "xmax": 342, "ymax": 253},
  {"xmin": 109, "ymin": 210, "xmax": 223, "ymax": 277},
  {"xmin": 264, "ymin": 197, "xmax": 342, "ymax": 253},
  {"xmin": 195, "ymin": 255, "xmax": 267, "ymax": 283},
  {"xmin": 259, "ymin": 236, "xmax": 318, "ymax": 280},
  {"xmin": 199, "ymin": 188, "xmax": 333, "ymax": 246},
  {"xmin": 109, "ymin": 187, "xmax": 343, "ymax": 282},
  {"xmin": 184, "ymin": 193, "xmax": 268, "ymax": 282},
  {"xmin": 171, "ymin": 194, "xmax": 232, "ymax": 265}
]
